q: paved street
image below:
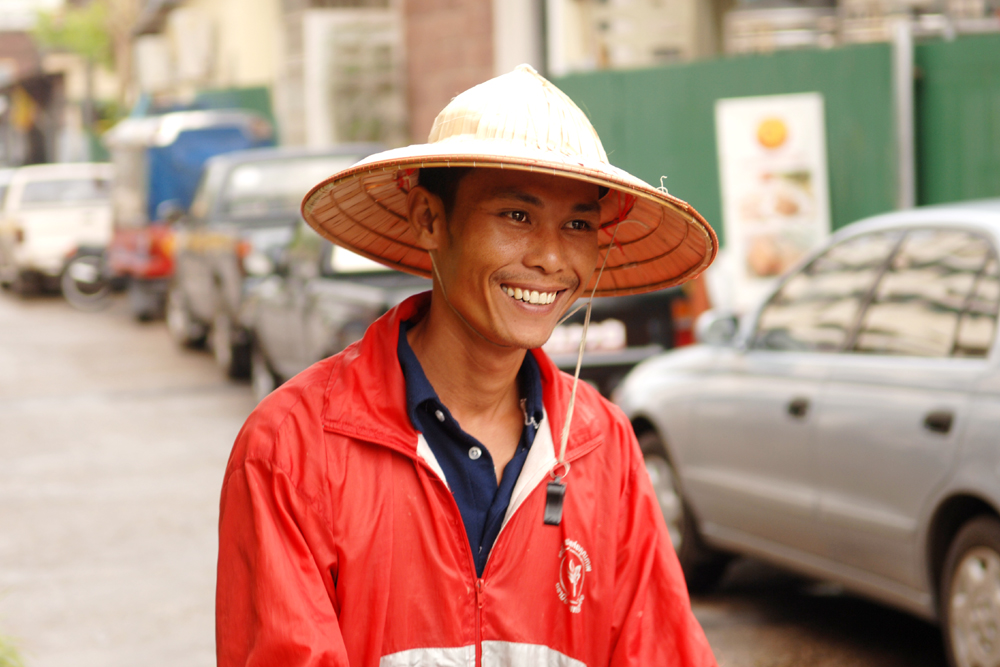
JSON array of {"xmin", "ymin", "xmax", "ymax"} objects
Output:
[
  {"xmin": 0, "ymin": 292, "xmax": 255, "ymax": 667},
  {"xmin": 0, "ymin": 291, "xmax": 948, "ymax": 666}
]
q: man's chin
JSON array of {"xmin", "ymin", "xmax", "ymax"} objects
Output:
[{"xmin": 490, "ymin": 327, "xmax": 556, "ymax": 351}]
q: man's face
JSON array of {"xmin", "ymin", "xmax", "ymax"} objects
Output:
[{"xmin": 423, "ymin": 168, "xmax": 602, "ymax": 350}]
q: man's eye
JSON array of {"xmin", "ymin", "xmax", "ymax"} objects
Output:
[
  {"xmin": 566, "ymin": 219, "xmax": 594, "ymax": 231},
  {"xmin": 506, "ymin": 211, "xmax": 528, "ymax": 222}
]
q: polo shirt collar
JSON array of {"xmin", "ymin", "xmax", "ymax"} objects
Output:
[{"xmin": 397, "ymin": 319, "xmax": 544, "ymax": 435}]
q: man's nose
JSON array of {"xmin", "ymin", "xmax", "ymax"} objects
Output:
[{"xmin": 523, "ymin": 223, "xmax": 566, "ymax": 274}]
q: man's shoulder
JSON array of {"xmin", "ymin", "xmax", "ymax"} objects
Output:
[
  {"xmin": 226, "ymin": 354, "xmax": 343, "ymax": 475},
  {"xmin": 547, "ymin": 365, "xmax": 632, "ymax": 432}
]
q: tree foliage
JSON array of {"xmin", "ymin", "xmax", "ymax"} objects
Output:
[{"xmin": 33, "ymin": 0, "xmax": 113, "ymax": 67}]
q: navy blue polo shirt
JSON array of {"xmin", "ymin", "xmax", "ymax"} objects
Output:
[{"xmin": 397, "ymin": 319, "xmax": 544, "ymax": 577}]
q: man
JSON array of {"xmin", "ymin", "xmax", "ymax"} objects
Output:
[{"xmin": 217, "ymin": 65, "xmax": 718, "ymax": 666}]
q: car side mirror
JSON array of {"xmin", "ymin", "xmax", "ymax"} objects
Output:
[{"xmin": 695, "ymin": 309, "xmax": 738, "ymax": 346}]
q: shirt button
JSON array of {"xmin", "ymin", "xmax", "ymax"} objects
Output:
[
  {"xmin": 434, "ymin": 409, "xmax": 445, "ymax": 422},
  {"xmin": 468, "ymin": 446, "xmax": 482, "ymax": 460}
]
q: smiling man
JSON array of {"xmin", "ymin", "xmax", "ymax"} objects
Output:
[{"xmin": 216, "ymin": 65, "xmax": 718, "ymax": 667}]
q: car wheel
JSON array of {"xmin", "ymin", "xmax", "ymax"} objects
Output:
[
  {"xmin": 250, "ymin": 342, "xmax": 280, "ymax": 403},
  {"xmin": 210, "ymin": 309, "xmax": 250, "ymax": 379},
  {"xmin": 638, "ymin": 429, "xmax": 731, "ymax": 594},
  {"xmin": 165, "ymin": 286, "xmax": 206, "ymax": 348},
  {"xmin": 942, "ymin": 515, "xmax": 1000, "ymax": 667},
  {"xmin": 61, "ymin": 254, "xmax": 111, "ymax": 312},
  {"xmin": 127, "ymin": 279, "xmax": 165, "ymax": 321}
]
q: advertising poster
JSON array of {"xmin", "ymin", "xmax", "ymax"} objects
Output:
[{"xmin": 714, "ymin": 92, "xmax": 831, "ymax": 310}]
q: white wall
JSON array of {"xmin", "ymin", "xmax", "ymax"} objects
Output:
[{"xmin": 492, "ymin": 0, "xmax": 544, "ymax": 76}]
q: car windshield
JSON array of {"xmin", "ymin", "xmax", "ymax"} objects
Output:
[
  {"xmin": 221, "ymin": 155, "xmax": 360, "ymax": 219},
  {"xmin": 20, "ymin": 177, "xmax": 111, "ymax": 207}
]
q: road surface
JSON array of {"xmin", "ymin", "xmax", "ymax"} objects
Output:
[{"xmin": 0, "ymin": 291, "xmax": 947, "ymax": 666}]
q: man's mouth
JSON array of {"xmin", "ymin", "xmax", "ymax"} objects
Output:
[{"xmin": 502, "ymin": 284, "xmax": 558, "ymax": 305}]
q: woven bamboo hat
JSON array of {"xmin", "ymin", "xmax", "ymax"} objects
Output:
[{"xmin": 301, "ymin": 64, "xmax": 716, "ymax": 296}]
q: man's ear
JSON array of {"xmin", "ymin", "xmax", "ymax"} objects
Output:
[{"xmin": 406, "ymin": 186, "xmax": 447, "ymax": 251}]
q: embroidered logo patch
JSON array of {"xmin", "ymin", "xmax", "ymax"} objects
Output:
[{"xmin": 556, "ymin": 539, "xmax": 592, "ymax": 613}]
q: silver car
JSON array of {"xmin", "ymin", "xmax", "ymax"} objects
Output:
[{"xmin": 615, "ymin": 200, "xmax": 1000, "ymax": 667}]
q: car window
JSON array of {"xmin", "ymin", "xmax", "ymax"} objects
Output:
[
  {"xmin": 188, "ymin": 161, "xmax": 228, "ymax": 222},
  {"xmin": 221, "ymin": 155, "xmax": 359, "ymax": 219},
  {"xmin": 954, "ymin": 257, "xmax": 1000, "ymax": 358},
  {"xmin": 19, "ymin": 177, "xmax": 111, "ymax": 207},
  {"xmin": 854, "ymin": 230, "xmax": 994, "ymax": 358},
  {"xmin": 754, "ymin": 231, "xmax": 901, "ymax": 351}
]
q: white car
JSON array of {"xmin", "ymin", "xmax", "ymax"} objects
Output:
[
  {"xmin": 615, "ymin": 200, "xmax": 1000, "ymax": 667},
  {"xmin": 0, "ymin": 163, "xmax": 113, "ymax": 294}
]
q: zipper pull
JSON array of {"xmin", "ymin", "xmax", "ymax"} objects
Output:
[{"xmin": 476, "ymin": 579, "xmax": 484, "ymax": 609}]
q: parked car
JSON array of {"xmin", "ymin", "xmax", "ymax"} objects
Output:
[
  {"xmin": 0, "ymin": 163, "xmax": 113, "ymax": 295},
  {"xmin": 167, "ymin": 145, "xmax": 382, "ymax": 378},
  {"xmin": 103, "ymin": 110, "xmax": 276, "ymax": 320},
  {"xmin": 615, "ymin": 199, "xmax": 1000, "ymax": 667},
  {"xmin": 542, "ymin": 285, "xmax": 700, "ymax": 396},
  {"xmin": 241, "ymin": 222, "xmax": 430, "ymax": 401}
]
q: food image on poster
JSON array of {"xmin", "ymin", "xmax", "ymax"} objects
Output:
[{"xmin": 715, "ymin": 93, "xmax": 832, "ymax": 309}]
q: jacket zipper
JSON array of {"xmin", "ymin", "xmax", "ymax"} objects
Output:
[{"xmin": 475, "ymin": 578, "xmax": 484, "ymax": 666}]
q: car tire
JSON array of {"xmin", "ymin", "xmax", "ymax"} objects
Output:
[
  {"xmin": 165, "ymin": 285, "xmax": 206, "ymax": 348},
  {"xmin": 128, "ymin": 279, "xmax": 165, "ymax": 321},
  {"xmin": 250, "ymin": 341, "xmax": 281, "ymax": 403},
  {"xmin": 941, "ymin": 515, "xmax": 1000, "ymax": 667},
  {"xmin": 638, "ymin": 429, "xmax": 731, "ymax": 595},
  {"xmin": 210, "ymin": 309, "xmax": 250, "ymax": 379}
]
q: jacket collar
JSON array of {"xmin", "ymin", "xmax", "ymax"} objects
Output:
[{"xmin": 321, "ymin": 292, "xmax": 603, "ymax": 459}]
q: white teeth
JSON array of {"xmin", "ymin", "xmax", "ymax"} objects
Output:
[{"xmin": 504, "ymin": 285, "xmax": 557, "ymax": 304}]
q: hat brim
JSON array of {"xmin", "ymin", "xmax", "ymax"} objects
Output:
[{"xmin": 301, "ymin": 141, "xmax": 717, "ymax": 297}]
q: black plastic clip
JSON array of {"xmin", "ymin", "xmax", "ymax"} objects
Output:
[{"xmin": 544, "ymin": 477, "xmax": 566, "ymax": 526}]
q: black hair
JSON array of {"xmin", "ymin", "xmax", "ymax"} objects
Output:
[
  {"xmin": 419, "ymin": 166, "xmax": 609, "ymax": 218},
  {"xmin": 417, "ymin": 167, "xmax": 473, "ymax": 219}
]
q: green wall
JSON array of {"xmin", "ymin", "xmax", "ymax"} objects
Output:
[
  {"xmin": 916, "ymin": 35, "xmax": 1000, "ymax": 205},
  {"xmin": 556, "ymin": 44, "xmax": 897, "ymax": 245}
]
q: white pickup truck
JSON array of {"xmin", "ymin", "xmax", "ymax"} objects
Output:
[{"xmin": 0, "ymin": 162, "xmax": 113, "ymax": 294}]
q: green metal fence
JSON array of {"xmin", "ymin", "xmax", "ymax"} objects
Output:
[
  {"xmin": 557, "ymin": 35, "xmax": 1000, "ymax": 245},
  {"xmin": 916, "ymin": 35, "xmax": 1000, "ymax": 206}
]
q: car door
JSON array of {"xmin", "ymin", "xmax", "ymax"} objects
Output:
[
  {"xmin": 687, "ymin": 230, "xmax": 903, "ymax": 557},
  {"xmin": 814, "ymin": 228, "xmax": 999, "ymax": 590}
]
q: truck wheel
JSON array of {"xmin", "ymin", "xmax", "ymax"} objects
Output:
[
  {"xmin": 166, "ymin": 286, "xmax": 206, "ymax": 348},
  {"xmin": 942, "ymin": 515, "xmax": 1000, "ymax": 667},
  {"xmin": 210, "ymin": 309, "xmax": 250, "ymax": 379},
  {"xmin": 61, "ymin": 254, "xmax": 111, "ymax": 311},
  {"xmin": 638, "ymin": 430, "xmax": 731, "ymax": 594}
]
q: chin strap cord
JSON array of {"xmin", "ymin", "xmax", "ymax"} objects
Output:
[{"xmin": 544, "ymin": 214, "xmax": 625, "ymax": 526}]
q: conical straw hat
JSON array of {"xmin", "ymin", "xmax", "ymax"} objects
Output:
[{"xmin": 301, "ymin": 64, "xmax": 717, "ymax": 296}]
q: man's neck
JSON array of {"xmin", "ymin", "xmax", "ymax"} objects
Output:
[{"xmin": 406, "ymin": 293, "xmax": 527, "ymax": 476}]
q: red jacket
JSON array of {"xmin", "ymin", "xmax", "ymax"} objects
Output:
[{"xmin": 217, "ymin": 293, "xmax": 716, "ymax": 667}]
